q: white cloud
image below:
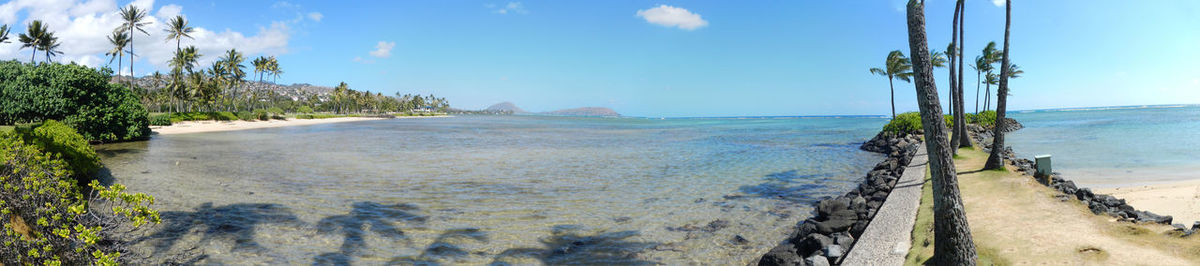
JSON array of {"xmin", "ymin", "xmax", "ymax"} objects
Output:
[
  {"xmin": 306, "ymin": 12, "xmax": 322, "ymax": 22},
  {"xmin": 992, "ymin": 0, "xmax": 1005, "ymax": 7},
  {"xmin": 352, "ymin": 56, "xmax": 374, "ymax": 64},
  {"xmin": 636, "ymin": 5, "xmax": 707, "ymax": 30},
  {"xmin": 369, "ymin": 41, "xmax": 394, "ymax": 58},
  {"xmin": 0, "ymin": 0, "xmax": 293, "ymax": 76},
  {"xmin": 491, "ymin": 2, "xmax": 527, "ymax": 15}
]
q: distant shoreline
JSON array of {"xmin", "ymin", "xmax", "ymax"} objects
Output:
[{"xmin": 151, "ymin": 116, "xmax": 450, "ymax": 135}]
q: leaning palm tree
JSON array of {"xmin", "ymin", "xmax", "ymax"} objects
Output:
[
  {"xmin": 0, "ymin": 24, "xmax": 11, "ymax": 44},
  {"xmin": 985, "ymin": 0, "xmax": 1014, "ymax": 170},
  {"xmin": 952, "ymin": 0, "xmax": 971, "ymax": 149},
  {"xmin": 869, "ymin": 50, "xmax": 914, "ymax": 118},
  {"xmin": 905, "ymin": 0, "xmax": 977, "ymax": 264},
  {"xmin": 947, "ymin": 0, "xmax": 962, "ymax": 152},
  {"xmin": 18, "ymin": 20, "xmax": 48, "ymax": 63},
  {"xmin": 163, "ymin": 15, "xmax": 194, "ymax": 52},
  {"xmin": 106, "ymin": 31, "xmax": 130, "ymax": 76},
  {"xmin": 117, "ymin": 5, "xmax": 151, "ymax": 84}
]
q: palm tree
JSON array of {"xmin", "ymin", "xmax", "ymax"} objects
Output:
[
  {"xmin": 252, "ymin": 56, "xmax": 268, "ymax": 83},
  {"xmin": 947, "ymin": 0, "xmax": 962, "ymax": 152},
  {"xmin": 930, "ymin": 50, "xmax": 947, "ymax": 68},
  {"xmin": 0, "ymin": 24, "xmax": 11, "ymax": 44},
  {"xmin": 164, "ymin": 15, "xmax": 194, "ymax": 52},
  {"xmin": 118, "ymin": 5, "xmax": 151, "ymax": 84},
  {"xmin": 953, "ymin": 0, "xmax": 971, "ymax": 149},
  {"xmin": 971, "ymin": 56, "xmax": 987, "ymax": 114},
  {"xmin": 39, "ymin": 31, "xmax": 61, "ymax": 62},
  {"xmin": 978, "ymin": 42, "xmax": 1000, "ymax": 111},
  {"xmin": 18, "ymin": 20, "xmax": 48, "ymax": 63},
  {"xmin": 107, "ymin": 31, "xmax": 130, "ymax": 77},
  {"xmin": 869, "ymin": 50, "xmax": 913, "ymax": 118},
  {"xmin": 905, "ymin": 1, "xmax": 977, "ymax": 264},
  {"xmin": 267, "ymin": 56, "xmax": 282, "ymax": 84},
  {"xmin": 985, "ymin": 0, "xmax": 1014, "ymax": 170},
  {"xmin": 220, "ymin": 49, "xmax": 247, "ymax": 111}
]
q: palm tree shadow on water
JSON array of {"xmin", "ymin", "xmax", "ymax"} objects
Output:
[
  {"xmin": 136, "ymin": 202, "xmax": 304, "ymax": 261},
  {"xmin": 311, "ymin": 201, "xmax": 430, "ymax": 265},
  {"xmin": 487, "ymin": 225, "xmax": 660, "ymax": 266}
]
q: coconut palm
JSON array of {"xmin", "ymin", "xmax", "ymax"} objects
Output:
[
  {"xmin": 117, "ymin": 5, "xmax": 151, "ymax": 82},
  {"xmin": 952, "ymin": 0, "xmax": 971, "ymax": 149},
  {"xmin": 930, "ymin": 50, "xmax": 947, "ymax": 68},
  {"xmin": 220, "ymin": 49, "xmax": 247, "ymax": 110},
  {"xmin": 18, "ymin": 20, "xmax": 48, "ymax": 63},
  {"xmin": 985, "ymin": 0, "xmax": 1014, "ymax": 170},
  {"xmin": 252, "ymin": 56, "xmax": 268, "ymax": 83},
  {"xmin": 164, "ymin": 15, "xmax": 194, "ymax": 52},
  {"xmin": 106, "ymin": 31, "xmax": 130, "ymax": 76},
  {"xmin": 971, "ymin": 55, "xmax": 989, "ymax": 114},
  {"xmin": 267, "ymin": 56, "xmax": 282, "ymax": 84},
  {"xmin": 0, "ymin": 24, "xmax": 11, "ymax": 44},
  {"xmin": 905, "ymin": 1, "xmax": 977, "ymax": 264},
  {"xmin": 947, "ymin": 0, "xmax": 962, "ymax": 152},
  {"xmin": 869, "ymin": 50, "xmax": 914, "ymax": 118},
  {"xmin": 38, "ymin": 31, "xmax": 61, "ymax": 62}
]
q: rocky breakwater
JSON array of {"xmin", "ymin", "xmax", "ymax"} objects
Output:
[
  {"xmin": 967, "ymin": 122, "xmax": 1197, "ymax": 237},
  {"xmin": 758, "ymin": 131, "xmax": 921, "ymax": 266}
]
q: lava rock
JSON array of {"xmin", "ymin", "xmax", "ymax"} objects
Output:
[
  {"xmin": 797, "ymin": 234, "xmax": 833, "ymax": 256},
  {"xmin": 804, "ymin": 255, "xmax": 831, "ymax": 266},
  {"xmin": 758, "ymin": 244, "xmax": 802, "ymax": 266}
]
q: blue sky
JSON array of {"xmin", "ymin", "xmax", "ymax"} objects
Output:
[{"xmin": 2, "ymin": 0, "xmax": 1199, "ymax": 117}]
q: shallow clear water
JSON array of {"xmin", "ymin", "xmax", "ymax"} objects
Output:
[
  {"xmin": 1007, "ymin": 105, "xmax": 1200, "ymax": 187},
  {"xmin": 96, "ymin": 115, "xmax": 886, "ymax": 264}
]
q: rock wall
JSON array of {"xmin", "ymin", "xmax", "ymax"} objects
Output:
[{"xmin": 759, "ymin": 131, "xmax": 921, "ymax": 266}]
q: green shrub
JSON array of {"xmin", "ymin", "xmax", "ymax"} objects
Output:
[
  {"xmin": 149, "ymin": 114, "xmax": 172, "ymax": 126},
  {"xmin": 267, "ymin": 107, "xmax": 285, "ymax": 116},
  {"xmin": 882, "ymin": 112, "xmax": 955, "ymax": 134},
  {"xmin": 297, "ymin": 106, "xmax": 314, "ymax": 114},
  {"xmin": 967, "ymin": 110, "xmax": 997, "ymax": 127},
  {"xmin": 253, "ymin": 109, "xmax": 269, "ymax": 120},
  {"xmin": 168, "ymin": 112, "xmax": 238, "ymax": 123},
  {"xmin": 0, "ymin": 61, "xmax": 150, "ymax": 142},
  {"xmin": 0, "ymin": 131, "xmax": 159, "ymax": 265},
  {"xmin": 237, "ymin": 111, "xmax": 255, "ymax": 121},
  {"xmin": 296, "ymin": 114, "xmax": 315, "ymax": 119},
  {"xmin": 23, "ymin": 120, "xmax": 101, "ymax": 179}
]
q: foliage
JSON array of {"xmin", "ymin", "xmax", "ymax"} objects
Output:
[
  {"xmin": 882, "ymin": 112, "xmax": 955, "ymax": 134},
  {"xmin": 148, "ymin": 114, "xmax": 171, "ymax": 126},
  {"xmin": 252, "ymin": 109, "xmax": 269, "ymax": 120},
  {"xmin": 168, "ymin": 112, "xmax": 237, "ymax": 123},
  {"xmin": 236, "ymin": 111, "xmax": 254, "ymax": 121},
  {"xmin": 967, "ymin": 110, "xmax": 997, "ymax": 127},
  {"xmin": 266, "ymin": 107, "xmax": 284, "ymax": 116},
  {"xmin": 295, "ymin": 114, "xmax": 314, "ymax": 119},
  {"xmin": 0, "ymin": 130, "xmax": 159, "ymax": 265},
  {"xmin": 0, "ymin": 61, "xmax": 151, "ymax": 142},
  {"xmin": 296, "ymin": 106, "xmax": 314, "ymax": 114},
  {"xmin": 20, "ymin": 121, "xmax": 101, "ymax": 180}
]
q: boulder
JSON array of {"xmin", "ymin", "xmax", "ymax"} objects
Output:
[
  {"xmin": 805, "ymin": 255, "xmax": 831, "ymax": 266},
  {"xmin": 1075, "ymin": 188, "xmax": 1094, "ymax": 202},
  {"xmin": 1193, "ymin": 221, "xmax": 1200, "ymax": 231},
  {"xmin": 758, "ymin": 244, "xmax": 802, "ymax": 266},
  {"xmin": 817, "ymin": 198, "xmax": 851, "ymax": 217},
  {"xmin": 832, "ymin": 232, "xmax": 855, "ymax": 249},
  {"xmin": 797, "ymin": 233, "xmax": 833, "ymax": 256},
  {"xmin": 824, "ymin": 244, "xmax": 844, "ymax": 261},
  {"xmin": 1136, "ymin": 211, "xmax": 1173, "ymax": 225},
  {"xmin": 815, "ymin": 218, "xmax": 855, "ymax": 235}
]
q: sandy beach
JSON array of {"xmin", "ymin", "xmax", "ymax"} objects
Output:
[
  {"xmin": 152, "ymin": 117, "xmax": 391, "ymax": 135},
  {"xmin": 1097, "ymin": 178, "xmax": 1200, "ymax": 226}
]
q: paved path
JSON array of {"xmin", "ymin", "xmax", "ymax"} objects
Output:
[{"xmin": 841, "ymin": 145, "xmax": 927, "ymax": 265}]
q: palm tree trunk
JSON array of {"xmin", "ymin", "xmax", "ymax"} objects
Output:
[
  {"xmin": 948, "ymin": 0, "xmax": 961, "ymax": 153},
  {"xmin": 985, "ymin": 0, "xmax": 1013, "ymax": 170},
  {"xmin": 955, "ymin": 0, "xmax": 971, "ymax": 148},
  {"xmin": 974, "ymin": 70, "xmax": 981, "ymax": 114},
  {"xmin": 905, "ymin": 1, "xmax": 978, "ymax": 264},
  {"xmin": 129, "ymin": 26, "xmax": 135, "ymax": 89},
  {"xmin": 984, "ymin": 84, "xmax": 991, "ymax": 111},
  {"xmin": 30, "ymin": 48, "xmax": 35, "ymax": 63},
  {"xmin": 888, "ymin": 76, "xmax": 896, "ymax": 118}
]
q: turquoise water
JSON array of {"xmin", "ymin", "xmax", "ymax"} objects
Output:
[
  {"xmin": 1008, "ymin": 105, "xmax": 1200, "ymax": 187},
  {"xmin": 96, "ymin": 115, "xmax": 887, "ymax": 264}
]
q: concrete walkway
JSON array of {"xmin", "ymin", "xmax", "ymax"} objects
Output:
[{"xmin": 842, "ymin": 145, "xmax": 928, "ymax": 265}]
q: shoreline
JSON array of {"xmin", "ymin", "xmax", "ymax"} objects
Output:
[
  {"xmin": 1097, "ymin": 178, "xmax": 1200, "ymax": 227},
  {"xmin": 151, "ymin": 116, "xmax": 449, "ymax": 135}
]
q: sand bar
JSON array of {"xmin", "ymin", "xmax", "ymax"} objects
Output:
[
  {"xmin": 1097, "ymin": 178, "xmax": 1200, "ymax": 227},
  {"xmin": 152, "ymin": 117, "xmax": 395, "ymax": 135}
]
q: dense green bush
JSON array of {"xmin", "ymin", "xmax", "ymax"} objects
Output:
[
  {"xmin": 297, "ymin": 106, "xmax": 314, "ymax": 114},
  {"xmin": 0, "ymin": 61, "xmax": 150, "ymax": 142},
  {"xmin": 267, "ymin": 107, "xmax": 285, "ymax": 116},
  {"xmin": 253, "ymin": 109, "xmax": 269, "ymax": 120},
  {"xmin": 21, "ymin": 120, "xmax": 102, "ymax": 179},
  {"xmin": 967, "ymin": 110, "xmax": 997, "ymax": 127},
  {"xmin": 882, "ymin": 112, "xmax": 956, "ymax": 134},
  {"xmin": 296, "ymin": 114, "xmax": 315, "ymax": 119},
  {"xmin": 0, "ymin": 130, "xmax": 159, "ymax": 265},
  {"xmin": 236, "ymin": 111, "xmax": 255, "ymax": 121},
  {"xmin": 168, "ymin": 112, "xmax": 237, "ymax": 123},
  {"xmin": 149, "ymin": 114, "xmax": 172, "ymax": 126}
]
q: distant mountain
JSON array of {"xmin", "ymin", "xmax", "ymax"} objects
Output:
[
  {"xmin": 485, "ymin": 102, "xmax": 528, "ymax": 114},
  {"xmin": 543, "ymin": 107, "xmax": 620, "ymax": 117}
]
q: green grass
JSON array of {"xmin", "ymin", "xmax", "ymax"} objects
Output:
[{"xmin": 905, "ymin": 148, "xmax": 1010, "ymax": 266}]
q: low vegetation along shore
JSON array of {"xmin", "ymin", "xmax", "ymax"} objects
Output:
[{"xmin": 151, "ymin": 113, "xmax": 448, "ymax": 135}]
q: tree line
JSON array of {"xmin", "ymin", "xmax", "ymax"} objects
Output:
[{"xmin": 0, "ymin": 5, "xmax": 449, "ymax": 116}]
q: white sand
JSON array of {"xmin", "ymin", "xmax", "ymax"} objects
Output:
[
  {"xmin": 1097, "ymin": 178, "xmax": 1200, "ymax": 227},
  {"xmin": 152, "ymin": 117, "xmax": 388, "ymax": 135}
]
